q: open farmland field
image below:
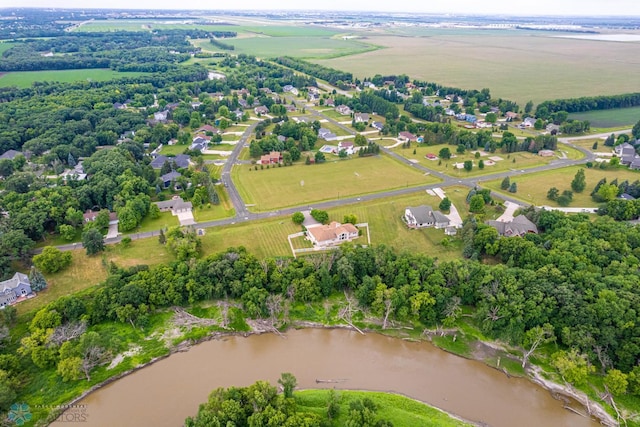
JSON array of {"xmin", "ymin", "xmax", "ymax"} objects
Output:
[
  {"xmin": 233, "ymin": 154, "xmax": 440, "ymax": 211},
  {"xmin": 316, "ymin": 31, "xmax": 640, "ymax": 106},
  {"xmin": 391, "ymin": 143, "xmax": 584, "ymax": 177},
  {"xmin": 569, "ymin": 107, "xmax": 640, "ymax": 128},
  {"xmin": 481, "ymin": 165, "xmax": 640, "ymax": 207},
  {"xmin": 0, "ymin": 69, "xmax": 147, "ymax": 88}
]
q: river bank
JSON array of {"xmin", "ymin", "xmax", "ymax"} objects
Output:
[{"xmin": 49, "ymin": 314, "xmax": 614, "ymax": 427}]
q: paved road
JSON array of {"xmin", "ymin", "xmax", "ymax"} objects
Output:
[{"xmin": 46, "ymin": 89, "xmax": 628, "ymax": 252}]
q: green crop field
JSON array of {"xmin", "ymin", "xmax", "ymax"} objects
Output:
[
  {"xmin": 569, "ymin": 107, "xmax": 640, "ymax": 128},
  {"xmin": 0, "ymin": 69, "xmax": 147, "ymax": 88},
  {"xmin": 233, "ymin": 154, "xmax": 440, "ymax": 211},
  {"xmin": 316, "ymin": 30, "xmax": 640, "ymax": 106},
  {"xmin": 390, "ymin": 143, "xmax": 583, "ymax": 177},
  {"xmin": 0, "ymin": 42, "xmax": 15, "ymax": 55},
  {"xmin": 481, "ymin": 165, "xmax": 640, "ymax": 207}
]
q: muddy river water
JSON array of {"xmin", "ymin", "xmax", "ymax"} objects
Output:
[{"xmin": 56, "ymin": 329, "xmax": 600, "ymax": 427}]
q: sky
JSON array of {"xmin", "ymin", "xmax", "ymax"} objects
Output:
[{"xmin": 3, "ymin": 0, "xmax": 640, "ymax": 16}]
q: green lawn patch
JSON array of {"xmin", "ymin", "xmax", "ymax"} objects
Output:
[
  {"xmin": 160, "ymin": 144, "xmax": 190, "ymax": 156},
  {"xmin": 233, "ymin": 154, "xmax": 440, "ymax": 212},
  {"xmin": 131, "ymin": 210, "xmax": 179, "ymax": 233},
  {"xmin": 481, "ymin": 165, "xmax": 640, "ymax": 207},
  {"xmin": 0, "ymin": 69, "xmax": 147, "ymax": 88},
  {"xmin": 295, "ymin": 390, "xmax": 472, "ymax": 427}
]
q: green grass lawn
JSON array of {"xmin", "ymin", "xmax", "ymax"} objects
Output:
[
  {"xmin": 481, "ymin": 165, "xmax": 640, "ymax": 207},
  {"xmin": 318, "ymin": 120, "xmax": 353, "ymax": 136},
  {"xmin": 130, "ymin": 211, "xmax": 179, "ymax": 233},
  {"xmin": 160, "ymin": 144, "xmax": 189, "ymax": 156},
  {"xmin": 233, "ymin": 154, "xmax": 440, "ymax": 211},
  {"xmin": 392, "ymin": 143, "xmax": 583, "ymax": 178},
  {"xmin": 0, "ymin": 69, "xmax": 147, "ymax": 88},
  {"xmin": 296, "ymin": 390, "xmax": 471, "ymax": 427},
  {"xmin": 569, "ymin": 106, "xmax": 640, "ymax": 128},
  {"xmin": 192, "ymin": 189, "xmax": 235, "ymax": 222}
]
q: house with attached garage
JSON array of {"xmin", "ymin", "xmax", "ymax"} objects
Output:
[
  {"xmin": 404, "ymin": 205, "xmax": 450, "ymax": 229},
  {"xmin": 486, "ymin": 215, "xmax": 538, "ymax": 237},
  {"xmin": 354, "ymin": 113, "xmax": 370, "ymax": 123},
  {"xmin": 306, "ymin": 221, "xmax": 359, "ymax": 247},
  {"xmin": 0, "ymin": 272, "xmax": 33, "ymax": 308}
]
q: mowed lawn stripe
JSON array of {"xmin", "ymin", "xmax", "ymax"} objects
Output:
[{"xmin": 233, "ymin": 154, "xmax": 440, "ymax": 211}]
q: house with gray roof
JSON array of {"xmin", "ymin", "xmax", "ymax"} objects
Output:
[
  {"xmin": 486, "ymin": 215, "xmax": 538, "ymax": 237},
  {"xmin": 0, "ymin": 272, "xmax": 32, "ymax": 308},
  {"xmin": 0, "ymin": 150, "xmax": 23, "ymax": 161},
  {"xmin": 615, "ymin": 143, "xmax": 638, "ymax": 166},
  {"xmin": 318, "ymin": 128, "xmax": 338, "ymax": 142},
  {"xmin": 150, "ymin": 154, "xmax": 190, "ymax": 170},
  {"xmin": 404, "ymin": 206, "xmax": 434, "ymax": 228},
  {"xmin": 160, "ymin": 171, "xmax": 182, "ymax": 188}
]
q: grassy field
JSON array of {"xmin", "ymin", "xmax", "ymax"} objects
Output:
[
  {"xmin": 192, "ymin": 189, "xmax": 236, "ymax": 222},
  {"xmin": 233, "ymin": 154, "xmax": 440, "ymax": 211},
  {"xmin": 0, "ymin": 69, "xmax": 147, "ymax": 88},
  {"xmin": 296, "ymin": 390, "xmax": 471, "ymax": 427},
  {"xmin": 316, "ymin": 30, "xmax": 640, "ymax": 106},
  {"xmin": 569, "ymin": 107, "xmax": 640, "ymax": 128},
  {"xmin": 203, "ymin": 36, "xmax": 378, "ymax": 59},
  {"xmin": 0, "ymin": 42, "xmax": 14, "ymax": 55},
  {"xmin": 481, "ymin": 165, "xmax": 640, "ymax": 207},
  {"xmin": 391, "ymin": 143, "xmax": 583, "ymax": 177}
]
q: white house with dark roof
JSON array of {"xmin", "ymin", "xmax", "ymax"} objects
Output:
[
  {"xmin": 404, "ymin": 205, "xmax": 450, "ymax": 229},
  {"xmin": 0, "ymin": 272, "xmax": 32, "ymax": 308}
]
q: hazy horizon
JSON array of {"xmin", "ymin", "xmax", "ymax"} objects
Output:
[{"xmin": 2, "ymin": 0, "xmax": 640, "ymax": 17}]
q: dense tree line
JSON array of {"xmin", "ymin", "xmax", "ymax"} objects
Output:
[
  {"xmin": 209, "ymin": 38, "xmax": 235, "ymax": 51},
  {"xmin": 536, "ymin": 93, "xmax": 640, "ymax": 117},
  {"xmin": 274, "ymin": 56, "xmax": 353, "ymax": 87}
]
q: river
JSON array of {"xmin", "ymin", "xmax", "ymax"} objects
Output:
[{"xmin": 55, "ymin": 329, "xmax": 600, "ymax": 427}]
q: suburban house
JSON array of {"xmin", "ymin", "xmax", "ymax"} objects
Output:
[
  {"xmin": 154, "ymin": 111, "xmax": 169, "ymax": 122},
  {"xmin": 190, "ymin": 136, "xmax": 209, "ymax": 152},
  {"xmin": 238, "ymin": 99, "xmax": 249, "ymax": 109},
  {"xmin": 196, "ymin": 125, "xmax": 221, "ymax": 135},
  {"xmin": 0, "ymin": 149, "xmax": 23, "ymax": 160},
  {"xmin": 505, "ymin": 111, "xmax": 519, "ymax": 120},
  {"xmin": 160, "ymin": 171, "xmax": 182, "ymax": 188},
  {"xmin": 0, "ymin": 272, "xmax": 33, "ymax": 308},
  {"xmin": 486, "ymin": 215, "xmax": 538, "ymax": 237},
  {"xmin": 546, "ymin": 124, "xmax": 561, "ymax": 134},
  {"xmin": 325, "ymin": 98, "xmax": 335, "ymax": 107},
  {"xmin": 615, "ymin": 142, "xmax": 638, "ymax": 165},
  {"xmin": 354, "ymin": 113, "xmax": 370, "ymax": 123},
  {"xmin": 260, "ymin": 151, "xmax": 282, "ymax": 165},
  {"xmin": 372, "ymin": 121, "xmax": 384, "ymax": 131},
  {"xmin": 336, "ymin": 105, "xmax": 353, "ymax": 116},
  {"xmin": 254, "ymin": 106, "xmax": 270, "ymax": 115},
  {"xmin": 522, "ymin": 117, "xmax": 536, "ymax": 128},
  {"xmin": 538, "ymin": 150, "xmax": 555, "ymax": 157},
  {"xmin": 283, "ymin": 85, "xmax": 299, "ymax": 96},
  {"xmin": 338, "ymin": 141, "xmax": 355, "ymax": 155},
  {"xmin": 83, "ymin": 210, "xmax": 118, "ymax": 225},
  {"xmin": 404, "ymin": 205, "xmax": 450, "ymax": 229},
  {"xmin": 308, "ymin": 93, "xmax": 320, "ymax": 102},
  {"xmin": 113, "ymin": 102, "xmax": 125, "ymax": 110},
  {"xmin": 155, "ymin": 196, "xmax": 193, "ymax": 214},
  {"xmin": 150, "ymin": 154, "xmax": 191, "ymax": 170},
  {"xmin": 318, "ymin": 128, "xmax": 338, "ymax": 142},
  {"xmin": 306, "ymin": 221, "xmax": 359, "ymax": 247},
  {"xmin": 398, "ymin": 131, "xmax": 418, "ymax": 143},
  {"xmin": 285, "ymin": 104, "xmax": 297, "ymax": 112},
  {"xmin": 456, "ymin": 113, "xmax": 478, "ymax": 124}
]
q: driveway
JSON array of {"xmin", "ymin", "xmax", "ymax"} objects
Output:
[
  {"xmin": 177, "ymin": 211, "xmax": 196, "ymax": 226},
  {"xmin": 432, "ymin": 188, "xmax": 463, "ymax": 227},
  {"xmin": 496, "ymin": 201, "xmax": 522, "ymax": 222},
  {"xmin": 106, "ymin": 223, "xmax": 119, "ymax": 239}
]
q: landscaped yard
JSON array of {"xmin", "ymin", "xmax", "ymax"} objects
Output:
[
  {"xmin": 192, "ymin": 189, "xmax": 235, "ymax": 222},
  {"xmin": 481, "ymin": 165, "xmax": 640, "ymax": 207},
  {"xmin": 233, "ymin": 154, "xmax": 440, "ymax": 211},
  {"xmin": 160, "ymin": 144, "xmax": 189, "ymax": 156},
  {"xmin": 391, "ymin": 143, "xmax": 584, "ymax": 177}
]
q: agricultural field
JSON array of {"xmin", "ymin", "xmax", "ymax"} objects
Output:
[
  {"xmin": 569, "ymin": 106, "xmax": 640, "ymax": 128},
  {"xmin": 316, "ymin": 31, "xmax": 640, "ymax": 106},
  {"xmin": 0, "ymin": 69, "xmax": 147, "ymax": 88},
  {"xmin": 233, "ymin": 154, "xmax": 440, "ymax": 211},
  {"xmin": 391, "ymin": 143, "xmax": 584, "ymax": 177},
  {"xmin": 481, "ymin": 165, "xmax": 640, "ymax": 207}
]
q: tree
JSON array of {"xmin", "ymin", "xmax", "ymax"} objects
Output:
[
  {"xmin": 314, "ymin": 151, "xmax": 326, "ymax": 164},
  {"xmin": 292, "ymin": 212, "xmax": 305, "ymax": 225},
  {"xmin": 343, "ymin": 214, "xmax": 357, "ymax": 225},
  {"xmin": 633, "ymin": 118, "xmax": 640, "ymax": 139},
  {"xmin": 149, "ymin": 204, "xmax": 160, "ymax": 219},
  {"xmin": 597, "ymin": 183, "xmax": 619, "ymax": 202},
  {"xmin": 521, "ymin": 324, "xmax": 555, "ymax": 368},
  {"xmin": 0, "ymin": 159, "xmax": 14, "ymax": 178},
  {"xmin": 610, "ymin": 157, "xmax": 620, "ymax": 167},
  {"xmin": 57, "ymin": 356, "xmax": 82, "ymax": 382},
  {"xmin": 469, "ymin": 194, "xmax": 485, "ymax": 213},
  {"xmin": 28, "ymin": 266, "xmax": 47, "ymax": 292},
  {"xmin": 509, "ymin": 182, "xmax": 518, "ymax": 193},
  {"xmin": 82, "ymin": 228, "xmax": 105, "ymax": 255},
  {"xmin": 552, "ymin": 349, "xmax": 594, "ymax": 386},
  {"xmin": 485, "ymin": 112, "xmax": 497, "ymax": 123},
  {"xmin": 547, "ymin": 187, "xmax": 559, "ymax": 201},
  {"xmin": 354, "ymin": 134, "xmax": 367, "ymax": 146},
  {"xmin": 524, "ymin": 100, "xmax": 534, "ymax": 114},
  {"xmin": 592, "ymin": 141, "xmax": 598, "ymax": 150},
  {"xmin": 310, "ymin": 209, "xmax": 329, "ymax": 224},
  {"xmin": 278, "ymin": 373, "xmax": 297, "ymax": 398},
  {"xmin": 463, "ymin": 160, "xmax": 473, "ymax": 172},
  {"xmin": 501, "ymin": 176, "xmax": 511, "ymax": 190},
  {"xmin": 571, "ymin": 169, "xmax": 586, "ymax": 193},
  {"xmin": 439, "ymin": 197, "xmax": 451, "ymax": 212},
  {"xmin": 33, "ymin": 246, "xmax": 72, "ymax": 274},
  {"xmin": 439, "ymin": 147, "xmax": 451, "ymax": 160},
  {"xmin": 59, "ymin": 224, "xmax": 76, "ymax": 241},
  {"xmin": 604, "ymin": 369, "xmax": 628, "ymax": 396}
]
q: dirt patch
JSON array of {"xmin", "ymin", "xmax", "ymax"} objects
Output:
[{"xmin": 107, "ymin": 345, "xmax": 142, "ymax": 370}]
